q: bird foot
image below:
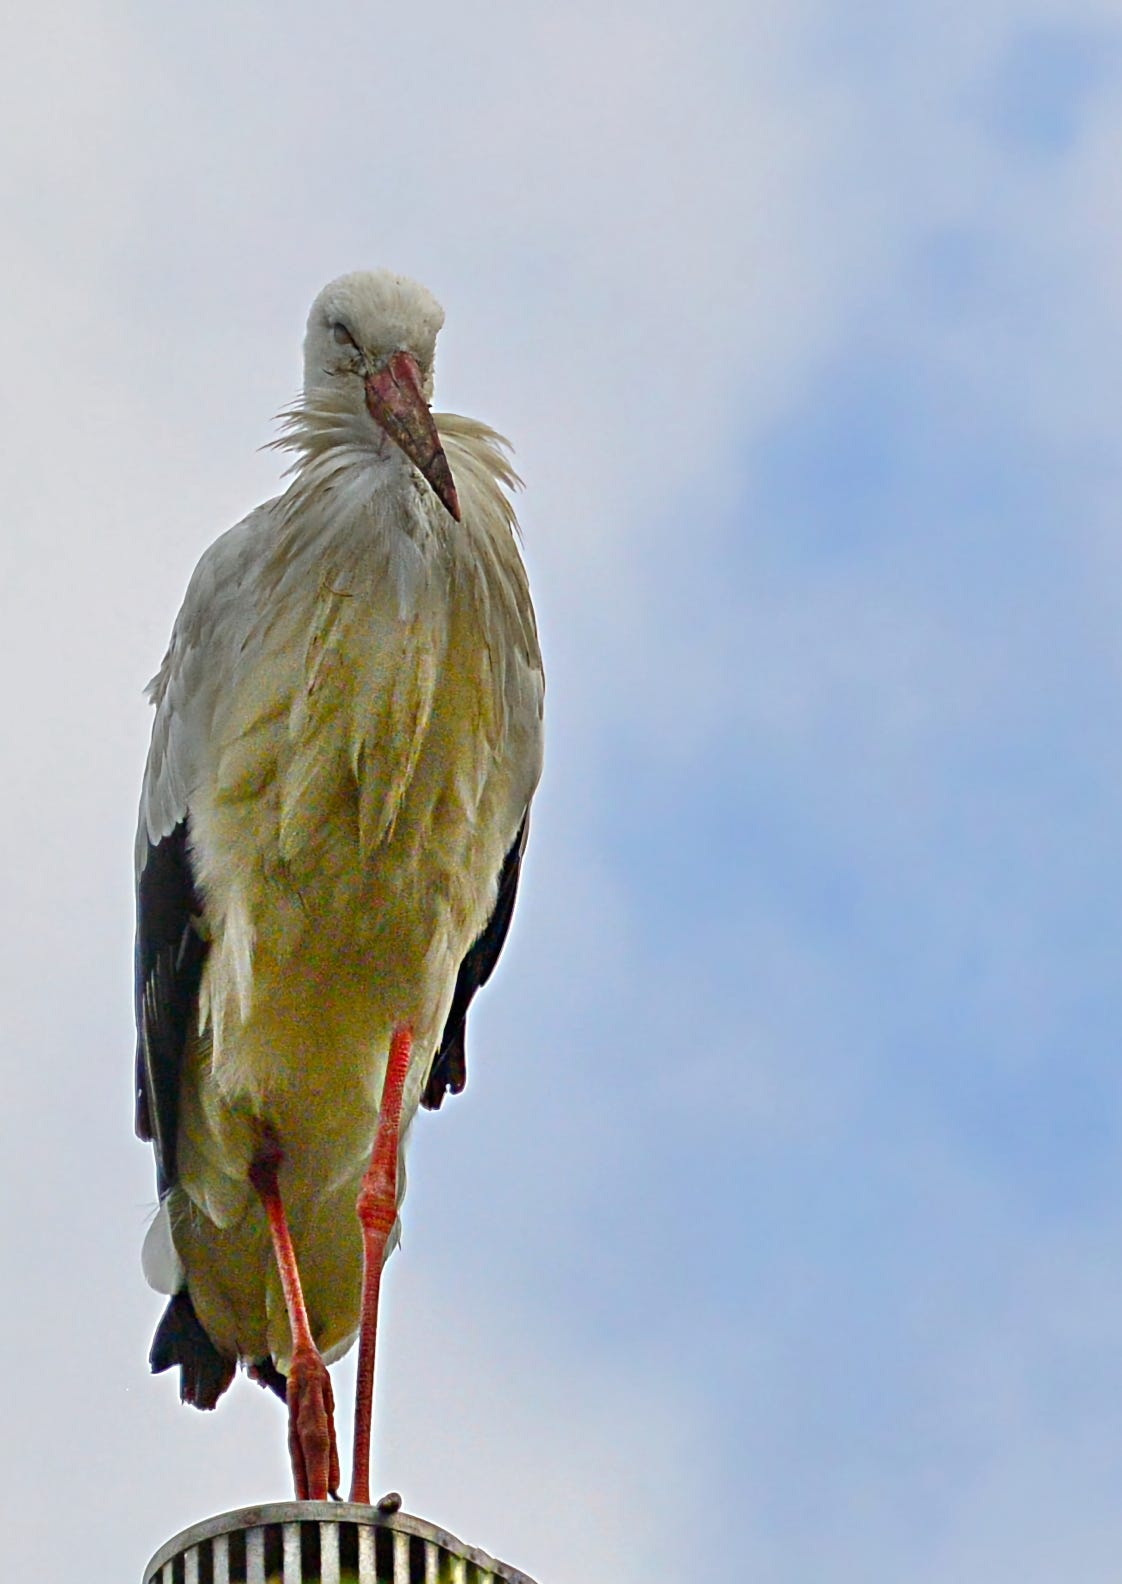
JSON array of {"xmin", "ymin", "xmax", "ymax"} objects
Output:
[{"xmin": 286, "ymin": 1344, "xmax": 340, "ymax": 1501}]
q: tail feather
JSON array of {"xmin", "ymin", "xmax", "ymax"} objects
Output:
[{"xmin": 150, "ymin": 1290, "xmax": 235, "ymax": 1410}]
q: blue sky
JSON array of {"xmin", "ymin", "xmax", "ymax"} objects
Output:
[{"xmin": 3, "ymin": 2, "xmax": 1122, "ymax": 1579}]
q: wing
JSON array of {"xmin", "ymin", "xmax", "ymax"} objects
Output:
[
  {"xmin": 135, "ymin": 819, "xmax": 208, "ymax": 1195},
  {"xmin": 134, "ymin": 510, "xmax": 272, "ymax": 1193},
  {"xmin": 423, "ymin": 812, "xmax": 530, "ymax": 1111}
]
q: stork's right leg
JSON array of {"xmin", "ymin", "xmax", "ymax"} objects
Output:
[{"xmin": 249, "ymin": 1129, "xmax": 340, "ymax": 1501}]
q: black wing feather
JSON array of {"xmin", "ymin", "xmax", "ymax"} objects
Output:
[
  {"xmin": 134, "ymin": 819, "xmax": 208, "ymax": 1195},
  {"xmin": 423, "ymin": 813, "xmax": 530, "ymax": 1111},
  {"xmin": 150, "ymin": 1290, "xmax": 234, "ymax": 1408}
]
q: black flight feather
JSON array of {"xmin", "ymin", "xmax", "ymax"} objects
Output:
[
  {"xmin": 423, "ymin": 813, "xmax": 529, "ymax": 1110},
  {"xmin": 134, "ymin": 819, "xmax": 208, "ymax": 1195},
  {"xmin": 150, "ymin": 1290, "xmax": 235, "ymax": 1409}
]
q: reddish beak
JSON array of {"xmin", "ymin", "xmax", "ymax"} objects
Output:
[{"xmin": 364, "ymin": 351, "xmax": 461, "ymax": 522}]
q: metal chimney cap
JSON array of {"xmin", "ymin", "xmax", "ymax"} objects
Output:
[{"xmin": 143, "ymin": 1501, "xmax": 539, "ymax": 1584}]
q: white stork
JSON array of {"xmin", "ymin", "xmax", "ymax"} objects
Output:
[{"xmin": 134, "ymin": 270, "xmax": 544, "ymax": 1504}]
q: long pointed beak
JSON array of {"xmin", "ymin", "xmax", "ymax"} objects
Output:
[{"xmin": 364, "ymin": 351, "xmax": 461, "ymax": 522}]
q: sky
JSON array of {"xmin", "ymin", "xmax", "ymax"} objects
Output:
[{"xmin": 3, "ymin": 1, "xmax": 1122, "ymax": 1579}]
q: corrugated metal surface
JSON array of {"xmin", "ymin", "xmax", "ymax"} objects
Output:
[{"xmin": 143, "ymin": 1502, "xmax": 539, "ymax": 1584}]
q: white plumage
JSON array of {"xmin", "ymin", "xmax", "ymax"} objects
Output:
[{"xmin": 134, "ymin": 270, "xmax": 543, "ymax": 1482}]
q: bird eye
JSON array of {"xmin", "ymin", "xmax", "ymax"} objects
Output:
[{"xmin": 332, "ymin": 321, "xmax": 357, "ymax": 349}]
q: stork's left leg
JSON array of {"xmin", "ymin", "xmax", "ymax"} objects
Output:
[
  {"xmin": 350, "ymin": 1023, "xmax": 412, "ymax": 1505},
  {"xmin": 249, "ymin": 1130, "xmax": 341, "ymax": 1501}
]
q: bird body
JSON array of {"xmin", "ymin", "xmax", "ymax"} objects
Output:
[{"xmin": 136, "ymin": 272, "xmax": 543, "ymax": 1421}]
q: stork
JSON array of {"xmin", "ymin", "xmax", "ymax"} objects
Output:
[{"xmin": 134, "ymin": 270, "xmax": 544, "ymax": 1504}]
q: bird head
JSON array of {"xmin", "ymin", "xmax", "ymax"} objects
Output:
[{"xmin": 302, "ymin": 270, "xmax": 461, "ymax": 522}]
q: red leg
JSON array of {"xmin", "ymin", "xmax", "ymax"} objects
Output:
[
  {"xmin": 249, "ymin": 1130, "xmax": 340, "ymax": 1501},
  {"xmin": 350, "ymin": 1024, "xmax": 412, "ymax": 1504}
]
